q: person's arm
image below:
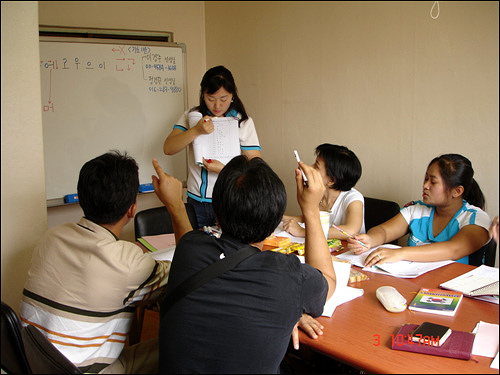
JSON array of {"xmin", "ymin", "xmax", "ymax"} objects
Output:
[
  {"xmin": 282, "ymin": 215, "xmax": 306, "ymax": 237},
  {"xmin": 364, "ymin": 224, "xmax": 489, "ymax": 267},
  {"xmin": 328, "ymin": 200, "xmax": 364, "ymax": 240},
  {"xmin": 347, "ymin": 212, "xmax": 408, "ymax": 254},
  {"xmin": 151, "ymin": 158, "xmax": 193, "ymax": 242},
  {"xmin": 242, "ymin": 149, "xmax": 261, "ymax": 159},
  {"xmin": 297, "ymin": 161, "xmax": 336, "ymax": 300},
  {"xmin": 490, "ymin": 216, "xmax": 499, "ymax": 244},
  {"xmin": 163, "ymin": 115, "xmax": 214, "ymax": 155},
  {"xmin": 291, "ymin": 313, "xmax": 324, "ymax": 350}
]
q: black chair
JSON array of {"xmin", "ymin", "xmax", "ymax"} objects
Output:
[
  {"xmin": 1, "ymin": 301, "xmax": 31, "ymax": 374},
  {"xmin": 134, "ymin": 203, "xmax": 199, "ymax": 240},
  {"xmin": 469, "ymin": 239, "xmax": 497, "ymax": 267},
  {"xmin": 364, "ymin": 197, "xmax": 400, "ymax": 245},
  {"xmin": 21, "ymin": 324, "xmax": 82, "ymax": 374}
]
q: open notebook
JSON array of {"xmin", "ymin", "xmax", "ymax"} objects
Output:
[{"xmin": 440, "ymin": 265, "xmax": 499, "ymax": 297}]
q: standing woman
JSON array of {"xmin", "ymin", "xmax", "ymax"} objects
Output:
[
  {"xmin": 348, "ymin": 154, "xmax": 491, "ymax": 267},
  {"xmin": 163, "ymin": 66, "xmax": 261, "ymax": 227}
]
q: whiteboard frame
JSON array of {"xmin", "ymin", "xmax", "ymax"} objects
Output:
[{"xmin": 39, "ymin": 27, "xmax": 187, "ymax": 207}]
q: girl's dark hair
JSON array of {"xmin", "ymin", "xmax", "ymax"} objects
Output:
[
  {"xmin": 429, "ymin": 154, "xmax": 485, "ymax": 209},
  {"xmin": 315, "ymin": 144, "xmax": 362, "ymax": 191},
  {"xmin": 196, "ymin": 65, "xmax": 248, "ymax": 123},
  {"xmin": 213, "ymin": 155, "xmax": 287, "ymax": 244}
]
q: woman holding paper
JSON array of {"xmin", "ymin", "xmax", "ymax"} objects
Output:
[
  {"xmin": 163, "ymin": 66, "xmax": 261, "ymax": 227},
  {"xmin": 348, "ymin": 154, "xmax": 491, "ymax": 267}
]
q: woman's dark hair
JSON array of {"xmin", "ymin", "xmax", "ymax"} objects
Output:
[
  {"xmin": 196, "ymin": 65, "xmax": 248, "ymax": 123},
  {"xmin": 429, "ymin": 154, "xmax": 485, "ymax": 209},
  {"xmin": 213, "ymin": 155, "xmax": 287, "ymax": 244},
  {"xmin": 78, "ymin": 150, "xmax": 139, "ymax": 224},
  {"xmin": 315, "ymin": 144, "xmax": 362, "ymax": 191}
]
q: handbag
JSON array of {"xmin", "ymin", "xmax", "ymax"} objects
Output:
[{"xmin": 160, "ymin": 245, "xmax": 258, "ymax": 319}]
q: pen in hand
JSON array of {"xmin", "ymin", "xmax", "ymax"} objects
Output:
[
  {"xmin": 331, "ymin": 223, "xmax": 368, "ymax": 248},
  {"xmin": 293, "ymin": 150, "xmax": 309, "ymax": 188}
]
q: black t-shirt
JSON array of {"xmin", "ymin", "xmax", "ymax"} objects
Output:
[{"xmin": 159, "ymin": 230, "xmax": 328, "ymax": 374}]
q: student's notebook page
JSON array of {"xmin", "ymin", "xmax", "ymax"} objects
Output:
[
  {"xmin": 440, "ymin": 265, "xmax": 499, "ymax": 296},
  {"xmin": 191, "ymin": 115, "xmax": 240, "ymax": 166},
  {"xmin": 336, "ymin": 244, "xmax": 453, "ymax": 278}
]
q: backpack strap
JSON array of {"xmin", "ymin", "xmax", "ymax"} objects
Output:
[{"xmin": 160, "ymin": 246, "xmax": 258, "ymax": 319}]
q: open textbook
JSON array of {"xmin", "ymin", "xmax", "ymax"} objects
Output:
[
  {"xmin": 188, "ymin": 112, "xmax": 240, "ymax": 166},
  {"xmin": 335, "ymin": 244, "xmax": 453, "ymax": 278},
  {"xmin": 440, "ymin": 265, "xmax": 499, "ymax": 302}
]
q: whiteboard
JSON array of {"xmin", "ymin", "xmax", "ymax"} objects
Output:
[{"xmin": 39, "ymin": 38, "xmax": 187, "ymax": 202}]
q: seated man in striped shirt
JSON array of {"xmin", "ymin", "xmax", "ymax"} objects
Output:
[{"xmin": 20, "ymin": 150, "xmax": 170, "ymax": 374}]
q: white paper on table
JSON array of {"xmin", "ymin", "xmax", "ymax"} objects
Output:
[
  {"xmin": 336, "ymin": 244, "xmax": 453, "ymax": 278},
  {"xmin": 471, "ymin": 321, "xmax": 500, "ymax": 358},
  {"xmin": 150, "ymin": 246, "xmax": 176, "ymax": 262},
  {"xmin": 296, "ymin": 255, "xmax": 364, "ymax": 317},
  {"xmin": 491, "ymin": 351, "xmax": 499, "ymax": 369},
  {"xmin": 272, "ymin": 222, "xmax": 305, "ymax": 244}
]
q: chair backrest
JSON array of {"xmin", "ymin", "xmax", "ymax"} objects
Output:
[
  {"xmin": 364, "ymin": 197, "xmax": 400, "ymax": 245},
  {"xmin": 1, "ymin": 301, "xmax": 32, "ymax": 374},
  {"xmin": 21, "ymin": 324, "xmax": 82, "ymax": 374},
  {"xmin": 468, "ymin": 239, "xmax": 497, "ymax": 267},
  {"xmin": 134, "ymin": 203, "xmax": 199, "ymax": 240}
]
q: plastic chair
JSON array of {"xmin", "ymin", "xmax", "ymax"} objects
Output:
[
  {"xmin": 21, "ymin": 324, "xmax": 82, "ymax": 374},
  {"xmin": 468, "ymin": 239, "xmax": 497, "ymax": 267},
  {"xmin": 134, "ymin": 203, "xmax": 199, "ymax": 240},
  {"xmin": 1, "ymin": 301, "xmax": 32, "ymax": 374},
  {"xmin": 363, "ymin": 197, "xmax": 400, "ymax": 245}
]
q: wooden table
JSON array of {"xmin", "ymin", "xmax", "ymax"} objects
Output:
[{"xmin": 298, "ymin": 261, "xmax": 499, "ymax": 373}]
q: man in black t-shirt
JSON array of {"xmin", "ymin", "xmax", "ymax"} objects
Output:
[{"xmin": 151, "ymin": 155, "xmax": 336, "ymax": 373}]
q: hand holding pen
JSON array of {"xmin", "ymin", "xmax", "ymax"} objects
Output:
[
  {"xmin": 294, "ymin": 150, "xmax": 309, "ymax": 188},
  {"xmin": 293, "ymin": 156, "xmax": 325, "ymax": 214},
  {"xmin": 331, "ymin": 223, "xmax": 368, "ymax": 248}
]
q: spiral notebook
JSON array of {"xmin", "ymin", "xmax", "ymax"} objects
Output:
[{"xmin": 440, "ymin": 265, "xmax": 499, "ymax": 297}]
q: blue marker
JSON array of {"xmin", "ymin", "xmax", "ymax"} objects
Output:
[
  {"xmin": 139, "ymin": 183, "xmax": 154, "ymax": 193},
  {"xmin": 64, "ymin": 194, "xmax": 79, "ymax": 203}
]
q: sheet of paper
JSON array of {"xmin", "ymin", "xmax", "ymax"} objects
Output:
[
  {"xmin": 192, "ymin": 117, "xmax": 240, "ymax": 165},
  {"xmin": 150, "ymin": 246, "xmax": 176, "ymax": 262},
  {"xmin": 491, "ymin": 351, "xmax": 499, "ymax": 369},
  {"xmin": 296, "ymin": 255, "xmax": 363, "ymax": 317},
  {"xmin": 472, "ymin": 321, "xmax": 500, "ymax": 358},
  {"xmin": 141, "ymin": 233, "xmax": 176, "ymax": 251},
  {"xmin": 141, "ymin": 233, "xmax": 176, "ymax": 262},
  {"xmin": 335, "ymin": 244, "xmax": 453, "ymax": 278},
  {"xmin": 272, "ymin": 222, "xmax": 305, "ymax": 244}
]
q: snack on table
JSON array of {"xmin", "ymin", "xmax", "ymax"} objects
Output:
[
  {"xmin": 270, "ymin": 242, "xmax": 304, "ymax": 255},
  {"xmin": 263, "ymin": 235, "xmax": 291, "ymax": 247},
  {"xmin": 327, "ymin": 239, "xmax": 343, "ymax": 252}
]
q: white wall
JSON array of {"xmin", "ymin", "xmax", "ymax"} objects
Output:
[
  {"xmin": 205, "ymin": 1, "xmax": 499, "ymax": 265},
  {"xmin": 1, "ymin": 1, "xmax": 48, "ymax": 311}
]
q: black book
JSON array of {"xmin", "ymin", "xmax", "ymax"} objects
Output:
[{"xmin": 411, "ymin": 322, "xmax": 452, "ymax": 347}]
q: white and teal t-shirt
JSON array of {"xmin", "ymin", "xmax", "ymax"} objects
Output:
[
  {"xmin": 400, "ymin": 200, "xmax": 491, "ymax": 264},
  {"xmin": 173, "ymin": 109, "xmax": 261, "ymax": 203}
]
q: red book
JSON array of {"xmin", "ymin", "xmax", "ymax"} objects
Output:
[{"xmin": 391, "ymin": 324, "xmax": 474, "ymax": 360}]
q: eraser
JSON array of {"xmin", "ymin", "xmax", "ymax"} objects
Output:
[
  {"xmin": 139, "ymin": 183, "xmax": 154, "ymax": 193},
  {"xmin": 64, "ymin": 194, "xmax": 79, "ymax": 203}
]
